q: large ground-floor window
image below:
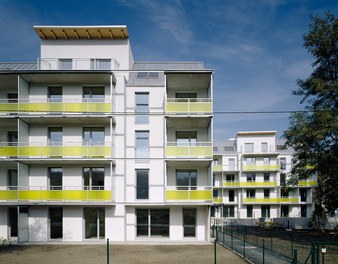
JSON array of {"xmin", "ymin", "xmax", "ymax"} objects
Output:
[
  {"xmin": 136, "ymin": 209, "xmax": 169, "ymax": 238},
  {"xmin": 49, "ymin": 207, "xmax": 63, "ymax": 239},
  {"xmin": 84, "ymin": 207, "xmax": 105, "ymax": 239}
]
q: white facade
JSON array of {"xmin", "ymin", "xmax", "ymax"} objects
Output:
[
  {"xmin": 0, "ymin": 26, "xmax": 213, "ymax": 242},
  {"xmin": 212, "ymin": 131, "xmax": 316, "ymax": 221}
]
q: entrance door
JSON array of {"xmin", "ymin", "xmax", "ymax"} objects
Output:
[
  {"xmin": 49, "ymin": 207, "xmax": 63, "ymax": 239},
  {"xmin": 8, "ymin": 207, "xmax": 18, "ymax": 238},
  {"xmin": 183, "ymin": 208, "xmax": 196, "ymax": 237},
  {"xmin": 18, "ymin": 206, "xmax": 28, "ymax": 242}
]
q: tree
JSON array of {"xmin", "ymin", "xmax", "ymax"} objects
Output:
[{"xmin": 284, "ymin": 12, "xmax": 338, "ymax": 222}]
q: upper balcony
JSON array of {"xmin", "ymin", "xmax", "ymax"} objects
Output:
[
  {"xmin": 0, "ymin": 98, "xmax": 111, "ymax": 115},
  {"xmin": 242, "ymin": 197, "xmax": 299, "ymax": 204},
  {"xmin": 165, "ymin": 142, "xmax": 213, "ymax": 159},
  {"xmin": 223, "ymin": 181, "xmax": 278, "ymax": 188},
  {"xmin": 165, "ymin": 186, "xmax": 212, "ymax": 203},
  {"xmin": 213, "ymin": 165, "xmax": 239, "ymax": 172},
  {"xmin": 242, "ymin": 164, "xmax": 280, "ymax": 171},
  {"xmin": 0, "ymin": 142, "xmax": 112, "ymax": 159},
  {"xmin": 165, "ymin": 98, "xmax": 212, "ymax": 115},
  {"xmin": 37, "ymin": 58, "xmax": 120, "ymax": 71}
]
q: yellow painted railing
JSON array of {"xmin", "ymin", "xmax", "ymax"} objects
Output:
[
  {"xmin": 166, "ymin": 188, "xmax": 212, "ymax": 201},
  {"xmin": 213, "ymin": 165, "xmax": 223, "ymax": 172},
  {"xmin": 0, "ymin": 145, "xmax": 111, "ymax": 158},
  {"xmin": 298, "ymin": 181, "xmax": 317, "ymax": 187},
  {"xmin": 0, "ymin": 102, "xmax": 111, "ymax": 113},
  {"xmin": 243, "ymin": 197, "xmax": 299, "ymax": 203},
  {"xmin": 166, "ymin": 143, "xmax": 212, "ymax": 158},
  {"xmin": 0, "ymin": 189, "xmax": 111, "ymax": 201},
  {"xmin": 165, "ymin": 99, "xmax": 212, "ymax": 114},
  {"xmin": 242, "ymin": 165, "xmax": 280, "ymax": 171},
  {"xmin": 213, "ymin": 197, "xmax": 223, "ymax": 203},
  {"xmin": 223, "ymin": 181, "xmax": 277, "ymax": 187}
]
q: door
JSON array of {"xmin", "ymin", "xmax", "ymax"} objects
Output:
[
  {"xmin": 8, "ymin": 207, "xmax": 18, "ymax": 238},
  {"xmin": 183, "ymin": 208, "xmax": 196, "ymax": 237},
  {"xmin": 18, "ymin": 206, "xmax": 29, "ymax": 242},
  {"xmin": 8, "ymin": 169, "xmax": 18, "ymax": 190}
]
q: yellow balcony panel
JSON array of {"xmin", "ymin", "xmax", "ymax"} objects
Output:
[
  {"xmin": 165, "ymin": 100, "xmax": 212, "ymax": 114},
  {"xmin": 223, "ymin": 181, "xmax": 277, "ymax": 187},
  {"xmin": 166, "ymin": 190, "xmax": 189, "ymax": 200},
  {"xmin": 190, "ymin": 190, "xmax": 212, "ymax": 200},
  {"xmin": 298, "ymin": 181, "xmax": 317, "ymax": 187},
  {"xmin": 213, "ymin": 197, "xmax": 223, "ymax": 203},
  {"xmin": 243, "ymin": 197, "xmax": 299, "ymax": 203},
  {"xmin": 243, "ymin": 165, "xmax": 280, "ymax": 171},
  {"xmin": 165, "ymin": 102, "xmax": 189, "ymax": 113},
  {"xmin": 0, "ymin": 146, "xmax": 18, "ymax": 156},
  {"xmin": 165, "ymin": 146, "xmax": 212, "ymax": 158},
  {"xmin": 0, "ymin": 190, "xmax": 111, "ymax": 201},
  {"xmin": 189, "ymin": 103, "xmax": 212, "ymax": 113},
  {"xmin": 213, "ymin": 165, "xmax": 222, "ymax": 172},
  {"xmin": 166, "ymin": 190, "xmax": 212, "ymax": 201},
  {"xmin": 223, "ymin": 182, "xmax": 241, "ymax": 187},
  {"xmin": 0, "ymin": 103, "xmax": 18, "ymax": 112}
]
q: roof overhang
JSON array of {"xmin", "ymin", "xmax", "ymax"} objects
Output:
[{"xmin": 34, "ymin": 25, "xmax": 128, "ymax": 40}]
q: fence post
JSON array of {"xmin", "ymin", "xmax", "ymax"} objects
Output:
[
  {"xmin": 107, "ymin": 238, "xmax": 109, "ymax": 264},
  {"xmin": 214, "ymin": 239, "xmax": 217, "ymax": 264},
  {"xmin": 231, "ymin": 228, "xmax": 233, "ymax": 250},
  {"xmin": 263, "ymin": 239, "xmax": 265, "ymax": 264},
  {"xmin": 243, "ymin": 232, "xmax": 246, "ymax": 258},
  {"xmin": 291, "ymin": 240, "xmax": 294, "ymax": 258},
  {"xmin": 222, "ymin": 228, "xmax": 224, "ymax": 245},
  {"xmin": 293, "ymin": 249, "xmax": 298, "ymax": 264},
  {"xmin": 271, "ymin": 237, "xmax": 273, "ymax": 251}
]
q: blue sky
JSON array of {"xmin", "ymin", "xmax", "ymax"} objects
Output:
[{"xmin": 0, "ymin": 0, "xmax": 337, "ymax": 140}]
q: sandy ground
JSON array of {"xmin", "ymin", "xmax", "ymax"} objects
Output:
[{"xmin": 0, "ymin": 243, "xmax": 247, "ymax": 264}]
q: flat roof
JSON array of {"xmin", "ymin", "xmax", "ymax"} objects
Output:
[
  {"xmin": 237, "ymin": 131, "xmax": 277, "ymax": 136},
  {"xmin": 34, "ymin": 25, "xmax": 128, "ymax": 40}
]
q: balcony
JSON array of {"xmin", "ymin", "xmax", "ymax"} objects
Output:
[
  {"xmin": 223, "ymin": 181, "xmax": 277, "ymax": 187},
  {"xmin": 298, "ymin": 180, "xmax": 317, "ymax": 187},
  {"xmin": 165, "ymin": 98, "xmax": 212, "ymax": 114},
  {"xmin": 242, "ymin": 197, "xmax": 299, "ymax": 203},
  {"xmin": 213, "ymin": 197, "xmax": 223, "ymax": 203},
  {"xmin": 166, "ymin": 186, "xmax": 212, "ymax": 202},
  {"xmin": 242, "ymin": 165, "xmax": 280, "ymax": 171},
  {"xmin": 0, "ymin": 186, "xmax": 111, "ymax": 202},
  {"xmin": 0, "ymin": 99, "xmax": 111, "ymax": 115},
  {"xmin": 0, "ymin": 142, "xmax": 112, "ymax": 158},
  {"xmin": 166, "ymin": 142, "xmax": 212, "ymax": 158},
  {"xmin": 213, "ymin": 165, "xmax": 238, "ymax": 172},
  {"xmin": 37, "ymin": 58, "xmax": 120, "ymax": 70}
]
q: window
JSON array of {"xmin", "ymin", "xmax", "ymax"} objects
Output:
[
  {"xmin": 136, "ymin": 131, "xmax": 149, "ymax": 159},
  {"xmin": 136, "ymin": 72, "xmax": 160, "ymax": 79},
  {"xmin": 261, "ymin": 205, "xmax": 270, "ymax": 218},
  {"xmin": 300, "ymin": 189, "xmax": 307, "ymax": 202},
  {"xmin": 83, "ymin": 127, "xmax": 104, "ymax": 145},
  {"xmin": 301, "ymin": 205, "xmax": 307, "ymax": 217},
  {"xmin": 49, "ymin": 207, "xmax": 63, "ymax": 239},
  {"xmin": 280, "ymin": 158, "xmax": 286, "ymax": 170},
  {"xmin": 213, "ymin": 189, "xmax": 219, "ymax": 198},
  {"xmin": 136, "ymin": 169, "xmax": 149, "ymax": 199},
  {"xmin": 48, "ymin": 127, "xmax": 63, "ymax": 146},
  {"xmin": 176, "ymin": 170, "xmax": 197, "ymax": 190},
  {"xmin": 281, "ymin": 189, "xmax": 289, "ymax": 198},
  {"xmin": 210, "ymin": 206, "xmax": 216, "ymax": 217},
  {"xmin": 264, "ymin": 189, "xmax": 270, "ymax": 198},
  {"xmin": 229, "ymin": 158, "xmax": 235, "ymax": 170},
  {"xmin": 7, "ymin": 169, "xmax": 18, "ymax": 190},
  {"xmin": 7, "ymin": 93, "xmax": 18, "ymax": 103},
  {"xmin": 136, "ymin": 209, "xmax": 169, "ymax": 237},
  {"xmin": 264, "ymin": 173, "xmax": 270, "ymax": 182},
  {"xmin": 49, "ymin": 168, "xmax": 63, "ymax": 190},
  {"xmin": 84, "ymin": 208, "xmax": 105, "ymax": 239},
  {"xmin": 246, "ymin": 157, "xmax": 256, "ymax": 165},
  {"xmin": 229, "ymin": 190, "xmax": 235, "ymax": 202},
  {"xmin": 183, "ymin": 208, "xmax": 196, "ymax": 237},
  {"xmin": 213, "ymin": 146, "xmax": 218, "ymax": 152},
  {"xmin": 246, "ymin": 189, "xmax": 255, "ymax": 198},
  {"xmin": 223, "ymin": 206, "xmax": 235, "ymax": 218},
  {"xmin": 48, "ymin": 86, "xmax": 62, "ymax": 102},
  {"xmin": 226, "ymin": 174, "xmax": 235, "ymax": 182},
  {"xmin": 83, "ymin": 168, "xmax": 104, "ymax": 190},
  {"xmin": 83, "ymin": 86, "xmax": 105, "ymax": 102},
  {"xmin": 245, "ymin": 143, "xmax": 254, "ymax": 153},
  {"xmin": 175, "ymin": 93, "xmax": 197, "ymax": 102},
  {"xmin": 90, "ymin": 59, "xmax": 111, "ymax": 70},
  {"xmin": 281, "ymin": 205, "xmax": 289, "ymax": 217},
  {"xmin": 261, "ymin": 142, "xmax": 268, "ymax": 152},
  {"xmin": 7, "ymin": 131, "xmax": 18, "ymax": 146},
  {"xmin": 135, "ymin": 92, "xmax": 149, "ymax": 124},
  {"xmin": 246, "ymin": 173, "xmax": 256, "ymax": 182},
  {"xmin": 280, "ymin": 173, "xmax": 286, "ymax": 185},
  {"xmin": 247, "ymin": 205, "xmax": 253, "ymax": 218},
  {"xmin": 263, "ymin": 157, "xmax": 270, "ymax": 165},
  {"xmin": 59, "ymin": 59, "xmax": 72, "ymax": 70},
  {"xmin": 8, "ymin": 207, "xmax": 18, "ymax": 237},
  {"xmin": 176, "ymin": 131, "xmax": 197, "ymax": 146}
]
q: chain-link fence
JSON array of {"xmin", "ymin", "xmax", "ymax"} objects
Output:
[
  {"xmin": 211, "ymin": 225, "xmax": 338, "ymax": 264},
  {"xmin": 0, "ymin": 239, "xmax": 246, "ymax": 264}
]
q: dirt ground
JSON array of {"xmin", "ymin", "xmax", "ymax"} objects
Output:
[{"xmin": 0, "ymin": 243, "xmax": 247, "ymax": 264}]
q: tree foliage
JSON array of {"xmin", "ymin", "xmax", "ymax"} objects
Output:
[{"xmin": 284, "ymin": 12, "xmax": 338, "ymax": 217}]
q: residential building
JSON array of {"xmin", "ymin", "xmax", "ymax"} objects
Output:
[
  {"xmin": 212, "ymin": 131, "xmax": 316, "ymax": 220},
  {"xmin": 0, "ymin": 25, "xmax": 213, "ymax": 242}
]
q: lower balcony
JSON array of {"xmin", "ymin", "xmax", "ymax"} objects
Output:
[
  {"xmin": 0, "ymin": 143, "xmax": 112, "ymax": 158},
  {"xmin": 298, "ymin": 180, "xmax": 317, "ymax": 187},
  {"xmin": 165, "ymin": 142, "xmax": 212, "ymax": 158},
  {"xmin": 242, "ymin": 165, "xmax": 280, "ymax": 171},
  {"xmin": 165, "ymin": 98, "xmax": 212, "ymax": 114},
  {"xmin": 223, "ymin": 181, "xmax": 277, "ymax": 187},
  {"xmin": 165, "ymin": 186, "xmax": 212, "ymax": 202},
  {"xmin": 242, "ymin": 197, "xmax": 299, "ymax": 203},
  {"xmin": 0, "ymin": 186, "xmax": 111, "ymax": 202}
]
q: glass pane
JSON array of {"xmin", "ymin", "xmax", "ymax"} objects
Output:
[
  {"xmin": 59, "ymin": 59, "xmax": 72, "ymax": 70},
  {"xmin": 83, "ymin": 168, "xmax": 90, "ymax": 189},
  {"xmin": 91, "ymin": 168, "xmax": 104, "ymax": 190},
  {"xmin": 8, "ymin": 207, "xmax": 18, "ymax": 237},
  {"xmin": 48, "ymin": 87, "xmax": 62, "ymax": 102},
  {"xmin": 97, "ymin": 59, "xmax": 111, "ymax": 70},
  {"xmin": 50, "ymin": 207, "xmax": 63, "ymax": 239},
  {"xmin": 136, "ymin": 170, "xmax": 149, "ymax": 199},
  {"xmin": 49, "ymin": 127, "xmax": 62, "ymax": 145},
  {"xmin": 150, "ymin": 209, "xmax": 169, "ymax": 237},
  {"xmin": 183, "ymin": 208, "xmax": 196, "ymax": 237},
  {"xmin": 91, "ymin": 128, "xmax": 104, "ymax": 145},
  {"xmin": 136, "ymin": 209, "xmax": 149, "ymax": 237},
  {"xmin": 84, "ymin": 208, "xmax": 97, "ymax": 239},
  {"xmin": 229, "ymin": 190, "xmax": 234, "ymax": 201},
  {"xmin": 176, "ymin": 170, "xmax": 190, "ymax": 187},
  {"xmin": 99, "ymin": 208, "xmax": 105, "ymax": 238},
  {"xmin": 49, "ymin": 168, "xmax": 63, "ymax": 190},
  {"xmin": 136, "ymin": 131, "xmax": 149, "ymax": 158}
]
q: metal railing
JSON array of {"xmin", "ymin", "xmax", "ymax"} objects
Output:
[
  {"xmin": 37, "ymin": 58, "xmax": 120, "ymax": 70},
  {"xmin": 166, "ymin": 186, "xmax": 213, "ymax": 201},
  {"xmin": 165, "ymin": 98, "xmax": 212, "ymax": 113},
  {"xmin": 165, "ymin": 142, "xmax": 213, "ymax": 158}
]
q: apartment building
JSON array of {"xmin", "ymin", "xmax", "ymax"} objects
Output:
[
  {"xmin": 212, "ymin": 131, "xmax": 316, "ymax": 220},
  {"xmin": 0, "ymin": 26, "xmax": 213, "ymax": 242}
]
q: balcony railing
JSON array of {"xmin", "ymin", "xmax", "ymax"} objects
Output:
[
  {"xmin": 166, "ymin": 142, "xmax": 212, "ymax": 158},
  {"xmin": 37, "ymin": 58, "xmax": 120, "ymax": 70},
  {"xmin": 0, "ymin": 142, "xmax": 112, "ymax": 158},
  {"xmin": 242, "ymin": 197, "xmax": 299, "ymax": 203},
  {"xmin": 223, "ymin": 181, "xmax": 278, "ymax": 187},
  {"xmin": 298, "ymin": 180, "xmax": 317, "ymax": 187},
  {"xmin": 166, "ymin": 186, "xmax": 212, "ymax": 201},
  {"xmin": 0, "ymin": 186, "xmax": 111, "ymax": 201},
  {"xmin": 213, "ymin": 165, "xmax": 238, "ymax": 172},
  {"xmin": 0, "ymin": 99, "xmax": 111, "ymax": 114},
  {"xmin": 165, "ymin": 98, "xmax": 212, "ymax": 114},
  {"xmin": 242, "ymin": 165, "xmax": 280, "ymax": 171},
  {"xmin": 213, "ymin": 197, "xmax": 223, "ymax": 203}
]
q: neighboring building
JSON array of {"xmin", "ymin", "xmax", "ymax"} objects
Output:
[
  {"xmin": 0, "ymin": 26, "xmax": 213, "ymax": 242},
  {"xmin": 212, "ymin": 131, "xmax": 316, "ymax": 221}
]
